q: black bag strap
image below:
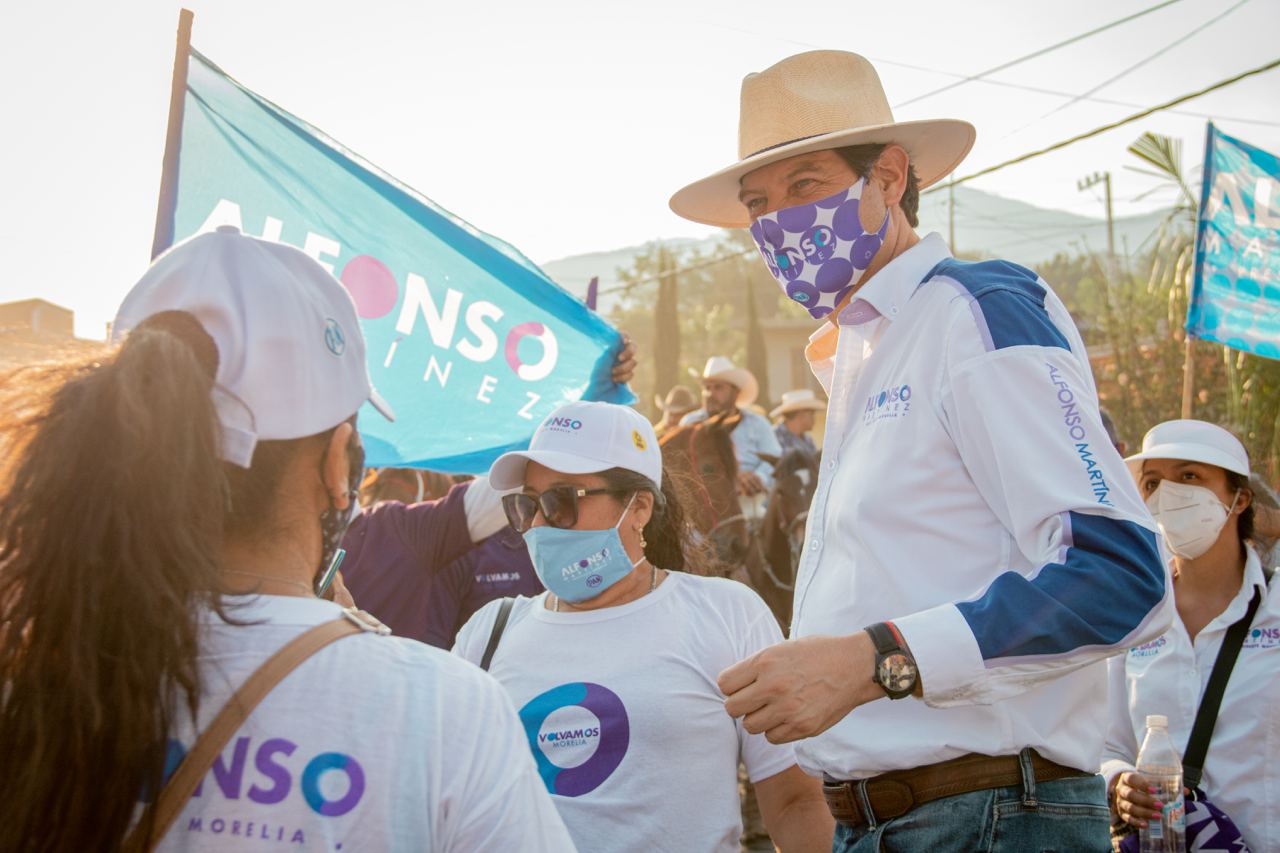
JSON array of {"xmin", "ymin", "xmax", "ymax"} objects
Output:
[
  {"xmin": 1183, "ymin": 585, "xmax": 1264, "ymax": 789},
  {"xmin": 479, "ymin": 597, "xmax": 515, "ymax": 672}
]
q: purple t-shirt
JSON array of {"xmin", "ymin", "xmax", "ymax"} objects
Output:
[
  {"xmin": 340, "ymin": 483, "xmax": 474, "ymax": 642},
  {"xmin": 421, "ymin": 525, "xmax": 543, "ymax": 649}
]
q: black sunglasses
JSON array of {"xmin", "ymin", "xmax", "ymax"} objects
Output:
[{"xmin": 502, "ymin": 487, "xmax": 620, "ymax": 533}]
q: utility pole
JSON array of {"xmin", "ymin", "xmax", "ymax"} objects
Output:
[{"xmin": 1076, "ymin": 171, "xmax": 1115, "ymax": 263}]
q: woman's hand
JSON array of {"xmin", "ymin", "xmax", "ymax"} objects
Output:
[{"xmin": 1110, "ymin": 771, "xmax": 1162, "ymax": 828}]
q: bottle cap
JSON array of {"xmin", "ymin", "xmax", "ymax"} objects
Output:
[{"xmin": 1146, "ymin": 714, "xmax": 1168, "ymax": 728}]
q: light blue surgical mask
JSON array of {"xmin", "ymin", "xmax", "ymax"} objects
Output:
[{"xmin": 524, "ymin": 494, "xmax": 643, "ymax": 603}]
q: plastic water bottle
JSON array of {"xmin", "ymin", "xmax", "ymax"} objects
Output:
[{"xmin": 1136, "ymin": 715, "xmax": 1186, "ymax": 853}]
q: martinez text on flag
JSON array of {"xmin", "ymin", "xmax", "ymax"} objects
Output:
[
  {"xmin": 1188, "ymin": 124, "xmax": 1280, "ymax": 359},
  {"xmin": 156, "ymin": 48, "xmax": 634, "ymax": 472}
]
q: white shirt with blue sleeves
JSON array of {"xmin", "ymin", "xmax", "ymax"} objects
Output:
[
  {"xmin": 792, "ymin": 232, "xmax": 1173, "ymax": 781},
  {"xmin": 681, "ymin": 406, "xmax": 783, "ymax": 491}
]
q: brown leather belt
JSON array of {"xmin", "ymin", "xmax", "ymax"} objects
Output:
[{"xmin": 822, "ymin": 750, "xmax": 1090, "ymax": 828}]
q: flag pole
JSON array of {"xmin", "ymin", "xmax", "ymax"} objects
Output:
[
  {"xmin": 1181, "ymin": 122, "xmax": 1217, "ymax": 419},
  {"xmin": 151, "ymin": 8, "xmax": 194, "ymax": 260}
]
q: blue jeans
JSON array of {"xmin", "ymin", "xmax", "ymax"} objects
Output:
[{"xmin": 832, "ymin": 775, "xmax": 1111, "ymax": 853}]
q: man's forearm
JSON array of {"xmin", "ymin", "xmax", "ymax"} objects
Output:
[{"xmin": 765, "ymin": 793, "xmax": 835, "ymax": 853}]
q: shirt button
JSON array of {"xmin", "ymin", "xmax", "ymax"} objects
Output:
[
  {"xmin": 810, "ymin": 538, "xmax": 822, "ymax": 550},
  {"xmin": 827, "ymin": 460, "xmax": 837, "ymax": 470}
]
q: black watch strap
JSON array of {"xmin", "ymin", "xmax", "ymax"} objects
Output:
[{"xmin": 866, "ymin": 621, "xmax": 901, "ymax": 656}]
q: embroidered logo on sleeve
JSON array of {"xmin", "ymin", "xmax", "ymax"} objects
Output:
[{"xmin": 1046, "ymin": 363, "xmax": 1114, "ymax": 507}]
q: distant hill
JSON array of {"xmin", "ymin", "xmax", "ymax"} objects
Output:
[{"xmin": 540, "ymin": 186, "xmax": 1172, "ymax": 313}]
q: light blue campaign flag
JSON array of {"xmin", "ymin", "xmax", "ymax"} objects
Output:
[
  {"xmin": 156, "ymin": 48, "xmax": 633, "ymax": 472},
  {"xmin": 1188, "ymin": 124, "xmax": 1280, "ymax": 359}
]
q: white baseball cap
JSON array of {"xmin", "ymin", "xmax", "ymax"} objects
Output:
[
  {"xmin": 489, "ymin": 400, "xmax": 662, "ymax": 490},
  {"xmin": 113, "ymin": 226, "xmax": 394, "ymax": 468},
  {"xmin": 1124, "ymin": 419, "xmax": 1250, "ymax": 478}
]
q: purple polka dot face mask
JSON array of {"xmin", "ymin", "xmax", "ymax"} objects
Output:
[{"xmin": 748, "ymin": 178, "xmax": 889, "ymax": 320}]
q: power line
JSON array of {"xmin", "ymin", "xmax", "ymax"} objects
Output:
[
  {"xmin": 1019, "ymin": 0, "xmax": 1251, "ymax": 131},
  {"xmin": 702, "ymin": 19, "xmax": 1280, "ymax": 127},
  {"xmin": 598, "ymin": 58, "xmax": 1280, "ymax": 297},
  {"xmin": 924, "ymin": 56, "xmax": 1280, "ymax": 195},
  {"xmin": 893, "ymin": 0, "xmax": 1187, "ymax": 108}
]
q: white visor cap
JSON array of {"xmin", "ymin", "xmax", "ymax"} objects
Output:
[
  {"xmin": 1124, "ymin": 419, "xmax": 1250, "ymax": 478},
  {"xmin": 113, "ymin": 226, "xmax": 394, "ymax": 467},
  {"xmin": 489, "ymin": 400, "xmax": 662, "ymax": 490}
]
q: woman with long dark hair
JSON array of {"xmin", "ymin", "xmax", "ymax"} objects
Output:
[
  {"xmin": 453, "ymin": 400, "xmax": 833, "ymax": 852},
  {"xmin": 0, "ymin": 228, "xmax": 571, "ymax": 852}
]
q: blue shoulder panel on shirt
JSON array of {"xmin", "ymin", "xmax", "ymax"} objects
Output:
[
  {"xmin": 926, "ymin": 258, "xmax": 1070, "ymax": 351},
  {"xmin": 955, "ymin": 511, "xmax": 1164, "ymax": 663}
]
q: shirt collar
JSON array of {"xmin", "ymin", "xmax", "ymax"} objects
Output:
[
  {"xmin": 805, "ymin": 232, "xmax": 953, "ymax": 363},
  {"xmin": 204, "ymin": 594, "xmax": 345, "ymax": 627}
]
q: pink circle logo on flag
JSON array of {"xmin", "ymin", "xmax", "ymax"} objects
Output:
[{"xmin": 340, "ymin": 255, "xmax": 399, "ymax": 319}]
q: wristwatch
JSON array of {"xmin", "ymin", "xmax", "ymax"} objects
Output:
[{"xmin": 865, "ymin": 621, "xmax": 918, "ymax": 700}]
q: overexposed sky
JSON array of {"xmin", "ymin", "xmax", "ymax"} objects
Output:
[{"xmin": 2, "ymin": 0, "xmax": 1277, "ymax": 337}]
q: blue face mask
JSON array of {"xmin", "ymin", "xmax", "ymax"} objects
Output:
[{"xmin": 523, "ymin": 494, "xmax": 643, "ymax": 603}]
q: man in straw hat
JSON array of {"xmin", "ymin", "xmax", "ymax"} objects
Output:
[
  {"xmin": 771, "ymin": 389, "xmax": 825, "ymax": 458},
  {"xmin": 682, "ymin": 356, "xmax": 783, "ymax": 497},
  {"xmin": 654, "ymin": 384, "xmax": 699, "ymax": 439},
  {"xmin": 673, "ymin": 51, "xmax": 1170, "ymax": 850}
]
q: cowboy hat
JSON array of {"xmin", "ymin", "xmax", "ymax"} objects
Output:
[
  {"xmin": 690, "ymin": 356, "xmax": 759, "ymax": 407},
  {"xmin": 769, "ymin": 389, "xmax": 826, "ymax": 420},
  {"xmin": 669, "ymin": 50, "xmax": 976, "ymax": 228},
  {"xmin": 655, "ymin": 384, "xmax": 699, "ymax": 414}
]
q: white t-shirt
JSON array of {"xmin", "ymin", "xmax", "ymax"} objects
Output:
[
  {"xmin": 154, "ymin": 595, "xmax": 574, "ymax": 852},
  {"xmin": 452, "ymin": 571, "xmax": 797, "ymax": 853}
]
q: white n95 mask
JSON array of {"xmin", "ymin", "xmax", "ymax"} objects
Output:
[{"xmin": 1145, "ymin": 481, "xmax": 1240, "ymax": 560}]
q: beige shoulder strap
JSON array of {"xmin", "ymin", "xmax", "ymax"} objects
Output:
[{"xmin": 124, "ymin": 616, "xmax": 365, "ymax": 852}]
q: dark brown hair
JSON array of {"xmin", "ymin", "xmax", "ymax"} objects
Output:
[
  {"xmin": 597, "ymin": 467, "xmax": 715, "ymax": 575},
  {"xmin": 0, "ymin": 312, "xmax": 315, "ymax": 852},
  {"xmin": 835, "ymin": 143, "xmax": 921, "ymax": 227},
  {"xmin": 1225, "ymin": 470, "xmax": 1256, "ymax": 545}
]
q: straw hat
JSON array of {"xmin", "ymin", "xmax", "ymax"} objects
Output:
[
  {"xmin": 690, "ymin": 356, "xmax": 758, "ymax": 407},
  {"xmin": 769, "ymin": 389, "xmax": 826, "ymax": 420},
  {"xmin": 655, "ymin": 385, "xmax": 699, "ymax": 415},
  {"xmin": 669, "ymin": 50, "xmax": 976, "ymax": 228}
]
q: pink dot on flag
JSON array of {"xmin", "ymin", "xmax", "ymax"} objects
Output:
[{"xmin": 340, "ymin": 255, "xmax": 399, "ymax": 319}]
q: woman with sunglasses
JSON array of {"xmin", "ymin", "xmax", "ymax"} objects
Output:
[{"xmin": 453, "ymin": 400, "xmax": 833, "ymax": 853}]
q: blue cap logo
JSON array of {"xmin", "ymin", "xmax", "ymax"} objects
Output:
[{"xmin": 324, "ymin": 319, "xmax": 346, "ymax": 356}]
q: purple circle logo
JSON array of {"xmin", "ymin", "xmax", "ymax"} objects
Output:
[
  {"xmin": 774, "ymin": 248, "xmax": 804, "ymax": 282},
  {"xmin": 520, "ymin": 683, "xmax": 630, "ymax": 797},
  {"xmin": 800, "ymin": 225, "xmax": 836, "ymax": 264},
  {"xmin": 586, "ymin": 574, "xmax": 603, "ymax": 588}
]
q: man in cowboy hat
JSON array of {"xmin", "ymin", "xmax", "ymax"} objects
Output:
[
  {"xmin": 673, "ymin": 51, "xmax": 1169, "ymax": 850},
  {"xmin": 654, "ymin": 384, "xmax": 700, "ymax": 439},
  {"xmin": 682, "ymin": 356, "xmax": 782, "ymax": 497},
  {"xmin": 770, "ymin": 389, "xmax": 824, "ymax": 458}
]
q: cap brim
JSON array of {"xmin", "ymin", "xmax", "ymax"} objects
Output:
[
  {"xmin": 368, "ymin": 386, "xmax": 396, "ymax": 422},
  {"xmin": 669, "ymin": 118, "xmax": 977, "ymax": 228},
  {"xmin": 1124, "ymin": 442, "xmax": 1250, "ymax": 478},
  {"xmin": 489, "ymin": 448, "xmax": 621, "ymax": 490}
]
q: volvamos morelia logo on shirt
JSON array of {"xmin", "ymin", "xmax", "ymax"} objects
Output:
[
  {"xmin": 1045, "ymin": 362, "xmax": 1114, "ymax": 507},
  {"xmin": 519, "ymin": 682, "xmax": 630, "ymax": 798}
]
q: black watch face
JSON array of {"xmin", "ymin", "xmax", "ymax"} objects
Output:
[{"xmin": 877, "ymin": 652, "xmax": 917, "ymax": 695}]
